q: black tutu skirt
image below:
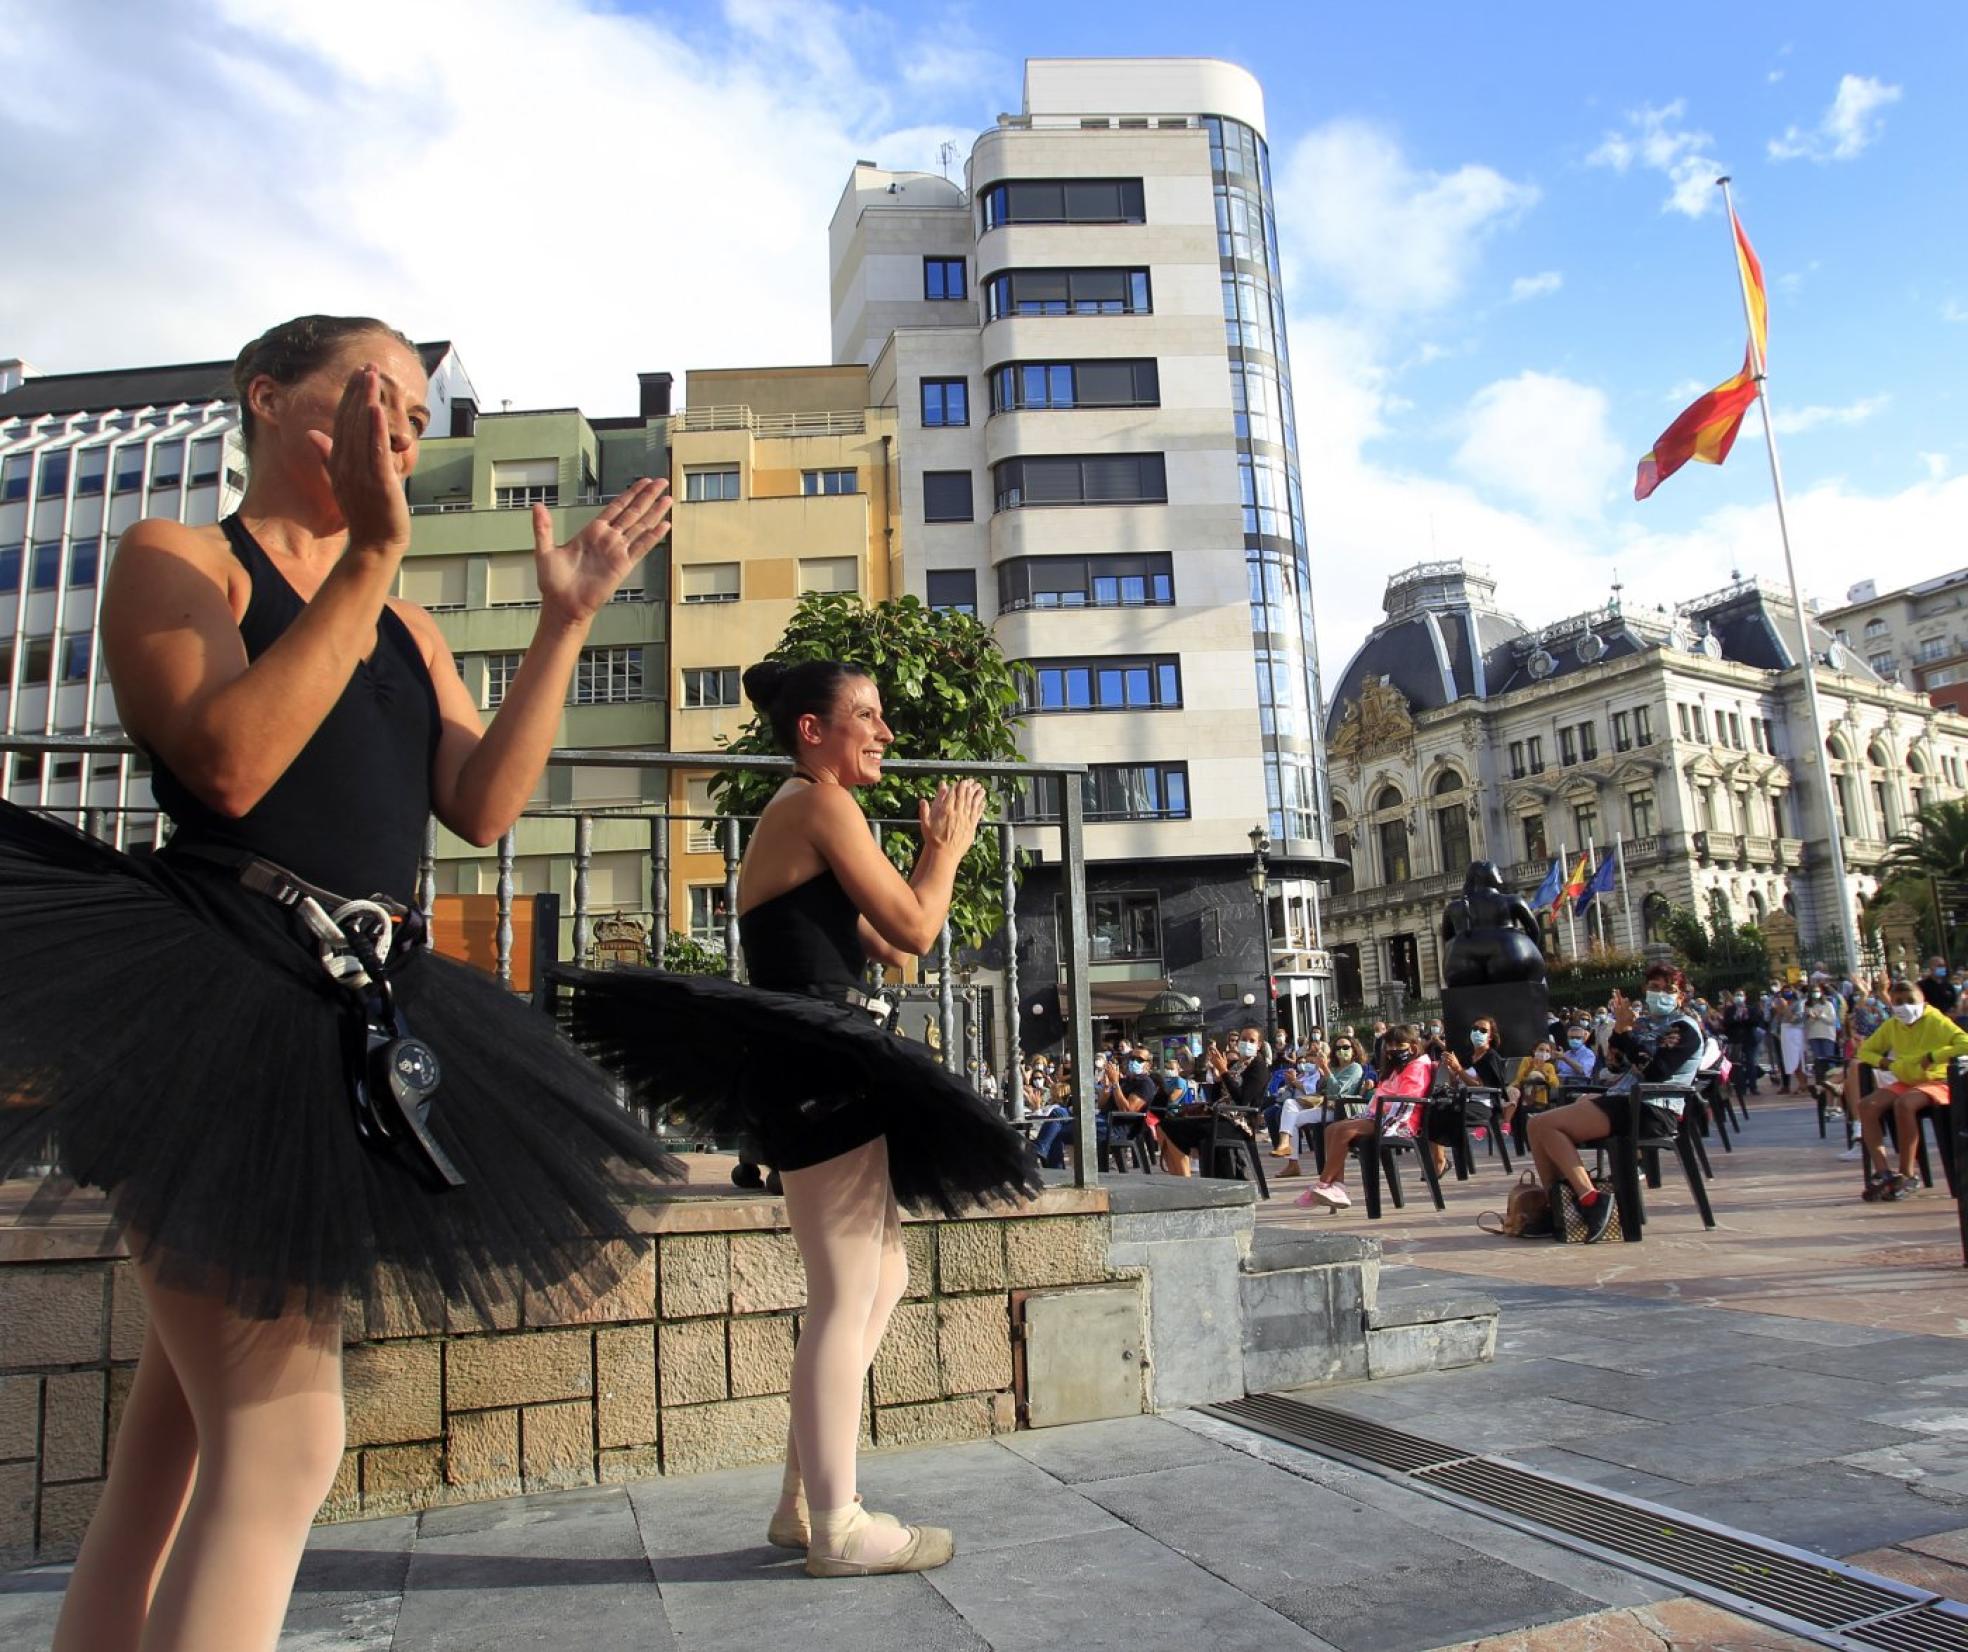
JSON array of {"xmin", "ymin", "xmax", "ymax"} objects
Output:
[
  {"xmin": 0, "ymin": 803, "xmax": 682, "ymax": 1320},
  {"xmin": 558, "ymin": 966, "xmax": 1042, "ymax": 1217}
]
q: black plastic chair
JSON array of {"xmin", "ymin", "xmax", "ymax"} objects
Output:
[
  {"xmin": 1590, "ymin": 1082, "xmax": 1716, "ymax": 1239},
  {"xmin": 1099, "ymin": 1109, "xmax": 1158, "ymax": 1175},
  {"xmin": 1883, "ymin": 1103, "xmax": 1959, "ymax": 1196},
  {"xmin": 1204, "ymin": 1107, "xmax": 1269, "ymax": 1197},
  {"xmin": 1355, "ymin": 1101, "xmax": 1446, "ymax": 1219},
  {"xmin": 1441, "ymin": 1084, "xmax": 1513, "ymax": 1176}
]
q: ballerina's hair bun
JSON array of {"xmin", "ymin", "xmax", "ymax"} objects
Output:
[{"xmin": 743, "ymin": 658, "xmax": 869, "ymax": 753}]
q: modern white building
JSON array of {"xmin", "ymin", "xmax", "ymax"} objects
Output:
[
  {"xmin": 829, "ymin": 57, "xmax": 1340, "ymax": 1046},
  {"xmin": 0, "ymin": 345, "xmax": 475, "ymax": 841},
  {"xmin": 1818, "ymin": 569, "xmax": 1968, "ymax": 718},
  {"xmin": 1321, "ymin": 561, "xmax": 1968, "ymax": 1005}
]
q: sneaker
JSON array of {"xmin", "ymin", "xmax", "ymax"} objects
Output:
[
  {"xmin": 1579, "ymin": 1189, "xmax": 1617, "ymax": 1242},
  {"xmin": 1825, "ymin": 1106, "xmax": 1844, "ymax": 1121},
  {"xmin": 1885, "ymin": 1174, "xmax": 1921, "ymax": 1201},
  {"xmin": 1861, "ymin": 1177, "xmax": 1886, "ymax": 1202},
  {"xmin": 1293, "ymin": 1188, "xmax": 1318, "ymax": 1208},
  {"xmin": 1837, "ymin": 1145, "xmax": 1863, "ymax": 1161},
  {"xmin": 1275, "ymin": 1161, "xmax": 1303, "ymax": 1178},
  {"xmin": 1311, "ymin": 1181, "xmax": 1352, "ymax": 1209}
]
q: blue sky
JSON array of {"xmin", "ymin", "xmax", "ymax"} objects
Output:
[{"xmin": 2, "ymin": 0, "xmax": 1961, "ymax": 677}]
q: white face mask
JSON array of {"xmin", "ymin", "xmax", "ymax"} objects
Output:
[
  {"xmin": 1645, "ymin": 992, "xmax": 1679, "ymax": 1016},
  {"xmin": 1237, "ymin": 1040, "xmax": 1259, "ymax": 1059},
  {"xmin": 1892, "ymin": 1002, "xmax": 1923, "ymax": 1025},
  {"xmin": 1470, "ymin": 1030, "xmax": 1490, "ymax": 1047}
]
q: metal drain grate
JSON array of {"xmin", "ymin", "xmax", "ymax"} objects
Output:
[{"xmin": 1204, "ymin": 1393, "xmax": 1967, "ymax": 1652}]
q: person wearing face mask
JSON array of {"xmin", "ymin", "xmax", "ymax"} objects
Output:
[
  {"xmin": 1274, "ymin": 1037, "xmax": 1368, "ymax": 1179},
  {"xmin": 1801, "ymin": 979, "xmax": 1844, "ymax": 1105},
  {"xmin": 1842, "ymin": 980, "xmax": 1968, "ymax": 1199},
  {"xmin": 1157, "ymin": 1023, "xmax": 1268, "ymax": 1176},
  {"xmin": 1505, "ymin": 1040, "xmax": 1561, "ymax": 1137},
  {"xmin": 1722, "ymin": 990, "xmax": 1766, "ymax": 1098},
  {"xmin": 1555, "ymin": 1023, "xmax": 1598, "ymax": 1083},
  {"xmin": 1773, "ymin": 986, "xmax": 1808, "ymax": 1094},
  {"xmin": 1918, "ymin": 957, "xmax": 1958, "ymax": 1016},
  {"xmin": 1296, "ymin": 1024, "xmax": 1432, "ymax": 1210},
  {"xmin": 1522, "ymin": 966, "xmax": 1705, "ymax": 1241}
]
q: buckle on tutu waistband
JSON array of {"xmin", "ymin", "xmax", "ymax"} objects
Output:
[{"xmin": 828, "ymin": 986, "xmax": 893, "ymax": 1024}]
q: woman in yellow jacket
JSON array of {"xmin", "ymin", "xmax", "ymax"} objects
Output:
[{"xmin": 1845, "ymin": 980, "xmax": 1968, "ymax": 1199}]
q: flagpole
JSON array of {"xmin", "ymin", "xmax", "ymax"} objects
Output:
[
  {"xmin": 1717, "ymin": 176, "xmax": 1863, "ymax": 974},
  {"xmin": 1559, "ymin": 840, "xmax": 1578, "ymax": 959},
  {"xmin": 1586, "ymin": 838, "xmax": 1601, "ymax": 951},
  {"xmin": 1616, "ymin": 832, "xmax": 1636, "ymax": 952}
]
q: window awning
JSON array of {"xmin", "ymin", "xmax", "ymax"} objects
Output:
[{"xmin": 1052, "ymin": 979, "xmax": 1173, "ymax": 1020}]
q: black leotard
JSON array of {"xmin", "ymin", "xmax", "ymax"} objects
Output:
[
  {"xmin": 147, "ymin": 515, "xmax": 439, "ymax": 904},
  {"xmin": 739, "ymin": 870, "xmax": 865, "ymax": 994}
]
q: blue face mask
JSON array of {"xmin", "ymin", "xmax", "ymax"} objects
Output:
[
  {"xmin": 1567, "ymin": 1034, "xmax": 1587, "ymax": 1047},
  {"xmin": 1127, "ymin": 1061, "xmax": 1146, "ymax": 1075}
]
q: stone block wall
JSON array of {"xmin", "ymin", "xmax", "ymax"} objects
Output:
[{"xmin": 0, "ymin": 1189, "xmax": 1115, "ymax": 1563}]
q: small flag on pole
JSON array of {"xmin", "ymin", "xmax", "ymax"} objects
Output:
[
  {"xmin": 1574, "ymin": 854, "xmax": 1617, "ymax": 917},
  {"xmin": 1530, "ymin": 858, "xmax": 1563, "ymax": 909},
  {"xmin": 1634, "ymin": 205, "xmax": 1769, "ymax": 501},
  {"xmin": 1558, "ymin": 854, "xmax": 1592, "ymax": 911}
]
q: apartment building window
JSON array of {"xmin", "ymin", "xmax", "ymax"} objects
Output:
[
  {"xmin": 801, "ymin": 468, "xmax": 858, "ymax": 496},
  {"xmin": 1523, "ymin": 813, "xmax": 1548, "ymax": 862},
  {"xmin": 1676, "ymin": 704, "xmax": 1691, "ymax": 741},
  {"xmin": 74, "ymin": 448, "xmax": 106, "ymax": 497},
  {"xmin": 493, "ymin": 459, "xmax": 559, "ymax": 509},
  {"xmin": 398, "ymin": 557, "xmax": 467, "ymax": 612},
  {"xmin": 683, "ymin": 777, "xmax": 721, "ymax": 854},
  {"xmin": 29, "ymin": 542, "xmax": 61, "ymax": 591},
  {"xmin": 1629, "ymin": 790, "xmax": 1655, "ymax": 837},
  {"xmin": 1864, "ymin": 617, "xmax": 1888, "ymax": 638},
  {"xmin": 680, "ymin": 666, "xmax": 739, "ymax": 709},
  {"xmin": 979, "ymin": 178, "xmax": 1145, "ymax": 230},
  {"xmin": 679, "ymin": 562, "xmax": 740, "ymax": 604},
  {"xmin": 60, "ymin": 634, "xmax": 90, "ymax": 683},
  {"xmin": 0, "ymin": 544, "xmax": 19, "ymax": 593},
  {"xmin": 37, "ymin": 449, "xmax": 69, "ymax": 495},
  {"xmin": 1612, "ymin": 710, "xmax": 1631, "ymax": 752},
  {"xmin": 1635, "ymin": 705, "xmax": 1654, "ymax": 745},
  {"xmin": 1578, "ymin": 721, "xmax": 1598, "ymax": 760},
  {"xmin": 1378, "ymin": 816, "xmax": 1410, "ymax": 885},
  {"xmin": 484, "ymin": 652, "xmax": 523, "ymax": 708},
  {"xmin": 920, "ymin": 379, "xmax": 968, "ymax": 427},
  {"xmin": 925, "ymin": 570, "xmax": 977, "ymax": 616},
  {"xmin": 67, "ymin": 537, "xmax": 99, "ymax": 587},
  {"xmin": 1574, "ymin": 803, "xmax": 1599, "ymax": 846},
  {"xmin": 798, "ymin": 557, "xmax": 858, "ymax": 595},
  {"xmin": 993, "ymin": 453, "xmax": 1166, "ymax": 511},
  {"xmin": 0, "ymin": 638, "xmax": 11, "ymax": 687},
  {"xmin": 22, "ymin": 637, "xmax": 52, "ymax": 687},
  {"xmin": 922, "ymin": 470, "xmax": 973, "ymax": 523},
  {"xmin": 988, "ymin": 360, "xmax": 1160, "ymax": 415},
  {"xmin": 190, "ymin": 437, "xmax": 222, "ymax": 487},
  {"xmin": 573, "ymin": 646, "xmax": 644, "ymax": 705},
  {"xmin": 1559, "ymin": 727, "xmax": 1577, "ymax": 766},
  {"xmin": 150, "ymin": 442, "xmax": 185, "ymax": 488},
  {"xmin": 610, "ymin": 566, "xmax": 644, "ymax": 603},
  {"xmin": 1526, "ymin": 736, "xmax": 1544, "ymax": 774},
  {"xmin": 1014, "ymin": 763, "xmax": 1190, "ymax": 824},
  {"xmin": 1869, "ymin": 653, "xmax": 1896, "ymax": 678},
  {"xmin": 684, "ymin": 467, "xmax": 740, "ymax": 503},
  {"xmin": 997, "ymin": 552, "xmax": 1173, "ymax": 612},
  {"xmin": 1508, "ymin": 740, "xmax": 1526, "ymax": 780},
  {"xmin": 1238, "ymin": 451, "xmax": 1297, "ymax": 538},
  {"xmin": 686, "ymin": 885, "xmax": 728, "ymax": 948},
  {"xmin": 1047, "ymin": 892, "xmax": 1161, "ymax": 961},
  {"xmin": 1019, "ymin": 655, "xmax": 1180, "ymax": 713},
  {"xmin": 982, "ymin": 267, "xmax": 1151, "ymax": 320},
  {"xmin": 1920, "ymin": 636, "xmax": 1951, "ymax": 663},
  {"xmin": 112, "ymin": 447, "xmax": 144, "ymax": 492},
  {"xmin": 1, "ymin": 455, "xmax": 27, "ymax": 501},
  {"xmin": 923, "ymin": 257, "xmax": 967, "ymax": 300}
]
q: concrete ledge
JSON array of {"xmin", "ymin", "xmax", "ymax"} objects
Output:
[
  {"xmin": 1366, "ymin": 1312, "xmax": 1498, "ymax": 1379},
  {"xmin": 1243, "ymin": 1232, "xmax": 1378, "ymax": 1272},
  {"xmin": 1367, "ymin": 1292, "xmax": 1500, "ymax": 1331},
  {"xmin": 1099, "ymin": 1179, "xmax": 1257, "ymax": 1216}
]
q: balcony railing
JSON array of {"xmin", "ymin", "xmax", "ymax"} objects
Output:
[
  {"xmin": 672, "ymin": 406, "xmax": 867, "ymax": 439},
  {"xmin": 0, "ymin": 737, "xmax": 1106, "ymax": 1186}
]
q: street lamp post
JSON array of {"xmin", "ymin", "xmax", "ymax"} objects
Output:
[{"xmin": 1249, "ymin": 826, "xmax": 1280, "ymax": 1046}]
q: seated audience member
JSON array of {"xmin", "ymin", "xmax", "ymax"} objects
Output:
[
  {"xmin": 1555, "ymin": 1021, "xmax": 1598, "ymax": 1083},
  {"xmin": 1523, "ymin": 966, "xmax": 1704, "ymax": 1241},
  {"xmin": 1294, "ymin": 1024, "xmax": 1432, "ymax": 1211},
  {"xmin": 1160, "ymin": 1024, "xmax": 1266, "ymax": 1176},
  {"xmin": 1843, "ymin": 980, "xmax": 1968, "ymax": 1201},
  {"xmin": 1919, "ymin": 956, "xmax": 1959, "ymax": 1016},
  {"xmin": 1505, "ymin": 1041, "xmax": 1560, "ymax": 1132},
  {"xmin": 1273, "ymin": 1037, "xmax": 1372, "ymax": 1178}
]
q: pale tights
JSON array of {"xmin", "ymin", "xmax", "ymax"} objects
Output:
[
  {"xmin": 779, "ymin": 1136, "xmax": 911, "ymax": 1560},
  {"xmin": 53, "ymin": 1264, "xmax": 345, "ymax": 1652}
]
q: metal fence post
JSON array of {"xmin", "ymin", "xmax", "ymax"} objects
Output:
[
  {"xmin": 495, "ymin": 828, "xmax": 516, "ymax": 987},
  {"xmin": 649, "ymin": 812, "xmax": 669, "ymax": 962},
  {"xmin": 1000, "ymin": 822, "xmax": 1022, "ymax": 1116},
  {"xmin": 418, "ymin": 816, "xmax": 438, "ymax": 926},
  {"xmin": 722, "ymin": 814, "xmax": 742, "ymax": 982},
  {"xmin": 573, "ymin": 812, "xmax": 594, "ymax": 965},
  {"xmin": 1060, "ymin": 783, "xmax": 1098, "ymax": 1186},
  {"xmin": 938, "ymin": 924, "xmax": 958, "ymax": 1074}
]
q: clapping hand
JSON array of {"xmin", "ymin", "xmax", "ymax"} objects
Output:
[
  {"xmin": 308, "ymin": 366, "xmax": 411, "ymax": 555},
  {"xmin": 1609, "ymin": 990, "xmax": 1638, "ymax": 1033},
  {"xmin": 919, "ymin": 779, "xmax": 986, "ymax": 857},
  {"xmin": 533, "ymin": 478, "xmax": 673, "ymax": 625}
]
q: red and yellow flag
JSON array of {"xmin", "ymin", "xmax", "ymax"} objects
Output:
[
  {"xmin": 1556, "ymin": 853, "xmax": 1592, "ymax": 911},
  {"xmin": 1634, "ymin": 207, "xmax": 1768, "ymax": 501}
]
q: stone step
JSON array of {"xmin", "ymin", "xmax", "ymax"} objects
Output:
[{"xmin": 1364, "ymin": 1290, "xmax": 1500, "ymax": 1380}]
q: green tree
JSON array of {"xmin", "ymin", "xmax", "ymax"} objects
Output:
[
  {"xmin": 1876, "ymin": 798, "xmax": 1968, "ymax": 956},
  {"xmin": 708, "ymin": 592, "xmax": 1030, "ymax": 947},
  {"xmin": 656, "ymin": 931, "xmax": 728, "ymax": 975}
]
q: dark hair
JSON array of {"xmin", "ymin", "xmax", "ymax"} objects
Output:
[
  {"xmin": 1643, "ymin": 962, "xmax": 1688, "ymax": 995},
  {"xmin": 232, "ymin": 314, "xmax": 417, "ymax": 452},
  {"xmin": 742, "ymin": 658, "xmax": 870, "ymax": 752}
]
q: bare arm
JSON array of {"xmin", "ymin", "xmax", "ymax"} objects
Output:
[
  {"xmin": 102, "ymin": 371, "xmax": 409, "ymax": 816},
  {"xmin": 857, "ymin": 916, "xmax": 916, "ymax": 971},
  {"xmin": 807, "ymin": 779, "xmax": 985, "ymax": 956}
]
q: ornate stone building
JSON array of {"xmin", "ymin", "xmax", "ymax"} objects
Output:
[{"xmin": 1321, "ymin": 561, "xmax": 1968, "ymax": 1008}]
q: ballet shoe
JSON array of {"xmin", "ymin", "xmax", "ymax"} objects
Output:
[
  {"xmin": 767, "ymin": 1491, "xmax": 897, "ymax": 1550},
  {"xmin": 805, "ymin": 1501, "xmax": 955, "ymax": 1577}
]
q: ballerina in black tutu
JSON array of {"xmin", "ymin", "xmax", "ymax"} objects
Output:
[
  {"xmin": 562, "ymin": 659, "xmax": 1041, "ymax": 1576},
  {"xmin": 0, "ymin": 315, "xmax": 678, "ymax": 1651}
]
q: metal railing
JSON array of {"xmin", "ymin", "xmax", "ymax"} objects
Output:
[
  {"xmin": 0, "ymin": 736, "xmax": 1106, "ymax": 1186},
  {"xmin": 672, "ymin": 406, "xmax": 868, "ymax": 439}
]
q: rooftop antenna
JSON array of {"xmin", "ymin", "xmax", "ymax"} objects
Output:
[
  {"xmin": 1609, "ymin": 567, "xmax": 1623, "ymax": 615},
  {"xmin": 937, "ymin": 140, "xmax": 959, "ymax": 181}
]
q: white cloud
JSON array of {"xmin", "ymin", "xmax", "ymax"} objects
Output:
[
  {"xmin": 1921, "ymin": 453, "xmax": 1951, "ymax": 481},
  {"xmin": 1274, "ymin": 120, "xmax": 1538, "ymax": 314},
  {"xmin": 1769, "ymin": 395, "xmax": 1890, "ymax": 435},
  {"xmin": 1769, "ymin": 73, "xmax": 1902, "ymax": 162},
  {"xmin": 1943, "ymin": 300, "xmax": 1968, "ymax": 325},
  {"xmin": 1586, "ymin": 100, "xmax": 1723, "ymax": 218},
  {"xmin": 1664, "ymin": 377, "xmax": 1708, "ymax": 405},
  {"xmin": 1451, "ymin": 373, "xmax": 1623, "ymax": 521},
  {"xmin": 0, "ymin": 0, "xmax": 970, "ymax": 411},
  {"xmin": 1509, "ymin": 271, "xmax": 1563, "ymax": 302}
]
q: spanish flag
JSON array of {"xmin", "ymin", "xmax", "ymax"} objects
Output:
[
  {"xmin": 1634, "ymin": 206, "xmax": 1768, "ymax": 501},
  {"xmin": 1556, "ymin": 853, "xmax": 1592, "ymax": 912}
]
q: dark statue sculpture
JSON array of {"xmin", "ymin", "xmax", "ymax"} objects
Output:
[
  {"xmin": 1440, "ymin": 861, "xmax": 1547, "ymax": 989},
  {"xmin": 1440, "ymin": 860, "xmax": 1551, "ymax": 1058}
]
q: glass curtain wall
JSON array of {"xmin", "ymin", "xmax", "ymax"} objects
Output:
[{"xmin": 1206, "ymin": 115, "xmax": 1329, "ymax": 851}]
